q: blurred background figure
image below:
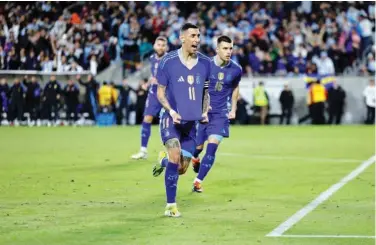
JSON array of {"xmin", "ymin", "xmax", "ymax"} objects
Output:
[
  {"xmin": 135, "ymin": 79, "xmax": 148, "ymax": 125},
  {"xmin": 23, "ymin": 75, "xmax": 41, "ymax": 126},
  {"xmin": 279, "ymin": 83, "xmax": 294, "ymax": 125},
  {"xmin": 363, "ymin": 79, "xmax": 375, "ymax": 124},
  {"xmin": 113, "ymin": 79, "xmax": 136, "ymax": 125},
  {"xmin": 8, "ymin": 78, "xmax": 24, "ymax": 126},
  {"xmin": 42, "ymin": 75, "xmax": 61, "ymax": 126},
  {"xmin": 77, "ymin": 75, "xmax": 99, "ymax": 123},
  {"xmin": 307, "ymin": 80, "xmax": 327, "ymax": 125},
  {"xmin": 0, "ymin": 78, "xmax": 9, "ymax": 125},
  {"xmin": 253, "ymin": 81, "xmax": 269, "ymax": 125},
  {"xmin": 327, "ymin": 80, "xmax": 346, "ymax": 125},
  {"xmin": 98, "ymin": 82, "xmax": 114, "ymax": 113},
  {"xmin": 64, "ymin": 79, "xmax": 79, "ymax": 125}
]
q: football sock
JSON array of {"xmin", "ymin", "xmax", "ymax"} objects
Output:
[
  {"xmin": 197, "ymin": 143, "xmax": 218, "ymax": 181},
  {"xmin": 161, "ymin": 157, "xmax": 168, "ymax": 168},
  {"xmin": 141, "ymin": 121, "xmax": 151, "ymax": 149},
  {"xmin": 193, "ymin": 148, "xmax": 203, "ymax": 158},
  {"xmin": 165, "ymin": 162, "xmax": 179, "ymax": 203}
]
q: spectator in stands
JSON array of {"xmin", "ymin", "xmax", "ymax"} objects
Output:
[
  {"xmin": 313, "ymin": 51, "xmax": 335, "ymax": 75},
  {"xmin": 367, "ymin": 53, "xmax": 375, "ymax": 75},
  {"xmin": 358, "ymin": 11, "xmax": 373, "ymax": 55},
  {"xmin": 363, "ymin": 79, "xmax": 375, "ymax": 124},
  {"xmin": 327, "ymin": 80, "xmax": 346, "ymax": 125},
  {"xmin": 279, "ymin": 83, "xmax": 294, "ymax": 125}
]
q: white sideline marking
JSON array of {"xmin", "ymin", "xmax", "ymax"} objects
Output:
[
  {"xmin": 266, "ymin": 155, "xmax": 375, "ymax": 237},
  {"xmin": 280, "ymin": 234, "xmax": 376, "ymax": 239},
  {"xmin": 219, "ymin": 152, "xmax": 362, "ymax": 163}
]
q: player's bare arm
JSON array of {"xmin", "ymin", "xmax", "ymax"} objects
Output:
[
  {"xmin": 201, "ymin": 86, "xmax": 210, "ymax": 123},
  {"xmin": 157, "ymin": 84, "xmax": 182, "ymax": 124},
  {"xmin": 229, "ymin": 84, "xmax": 239, "ymax": 119}
]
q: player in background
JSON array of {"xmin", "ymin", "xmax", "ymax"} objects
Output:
[
  {"xmin": 131, "ymin": 37, "xmax": 168, "ymax": 160},
  {"xmin": 154, "ymin": 23, "xmax": 211, "ymax": 217},
  {"xmin": 191, "ymin": 35, "xmax": 242, "ymax": 193}
]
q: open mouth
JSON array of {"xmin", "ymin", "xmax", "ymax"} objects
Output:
[{"xmin": 191, "ymin": 44, "xmax": 198, "ymax": 50}]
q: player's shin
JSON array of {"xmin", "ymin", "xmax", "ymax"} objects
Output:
[
  {"xmin": 196, "ymin": 143, "xmax": 219, "ymax": 182},
  {"xmin": 141, "ymin": 121, "xmax": 152, "ymax": 151},
  {"xmin": 165, "ymin": 162, "xmax": 179, "ymax": 203}
]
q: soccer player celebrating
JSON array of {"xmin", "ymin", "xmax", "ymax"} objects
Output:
[
  {"xmin": 131, "ymin": 37, "xmax": 168, "ymax": 160},
  {"xmin": 155, "ymin": 23, "xmax": 211, "ymax": 217},
  {"xmin": 192, "ymin": 35, "xmax": 242, "ymax": 193}
]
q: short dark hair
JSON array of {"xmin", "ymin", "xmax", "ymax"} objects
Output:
[
  {"xmin": 217, "ymin": 35, "xmax": 232, "ymax": 45},
  {"xmin": 155, "ymin": 36, "xmax": 167, "ymax": 42},
  {"xmin": 180, "ymin": 23, "xmax": 199, "ymax": 34}
]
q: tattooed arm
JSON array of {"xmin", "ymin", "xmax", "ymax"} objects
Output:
[
  {"xmin": 200, "ymin": 81, "xmax": 210, "ymax": 123},
  {"xmin": 157, "ymin": 84, "xmax": 181, "ymax": 124},
  {"xmin": 157, "ymin": 84, "xmax": 172, "ymax": 112},
  {"xmin": 203, "ymin": 87, "xmax": 210, "ymax": 114}
]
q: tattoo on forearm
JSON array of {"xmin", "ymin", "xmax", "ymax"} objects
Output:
[
  {"xmin": 157, "ymin": 85, "xmax": 172, "ymax": 111},
  {"xmin": 165, "ymin": 138, "xmax": 180, "ymax": 149},
  {"xmin": 203, "ymin": 90, "xmax": 210, "ymax": 113}
]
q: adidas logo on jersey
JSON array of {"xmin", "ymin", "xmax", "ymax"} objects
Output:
[{"xmin": 178, "ymin": 76, "xmax": 185, "ymax": 82}]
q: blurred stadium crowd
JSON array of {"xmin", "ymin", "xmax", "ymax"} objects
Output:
[{"xmin": 0, "ymin": 1, "xmax": 374, "ymax": 126}]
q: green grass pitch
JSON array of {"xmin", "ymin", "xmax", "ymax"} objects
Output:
[{"xmin": 0, "ymin": 125, "xmax": 374, "ymax": 245}]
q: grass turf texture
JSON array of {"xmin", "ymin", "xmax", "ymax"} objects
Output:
[{"xmin": 0, "ymin": 126, "xmax": 374, "ymax": 245}]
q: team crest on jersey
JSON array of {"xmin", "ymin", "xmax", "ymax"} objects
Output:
[
  {"xmin": 187, "ymin": 75, "xmax": 194, "ymax": 85},
  {"xmin": 195, "ymin": 75, "xmax": 201, "ymax": 84},
  {"xmin": 218, "ymin": 72, "xmax": 224, "ymax": 81}
]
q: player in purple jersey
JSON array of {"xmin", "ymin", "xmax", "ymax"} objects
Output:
[
  {"xmin": 191, "ymin": 36, "xmax": 242, "ymax": 193},
  {"xmin": 152, "ymin": 23, "xmax": 211, "ymax": 217},
  {"xmin": 131, "ymin": 37, "xmax": 168, "ymax": 160}
]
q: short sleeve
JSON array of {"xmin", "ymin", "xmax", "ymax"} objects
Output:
[
  {"xmin": 232, "ymin": 68, "xmax": 242, "ymax": 88},
  {"xmin": 157, "ymin": 58, "xmax": 169, "ymax": 87}
]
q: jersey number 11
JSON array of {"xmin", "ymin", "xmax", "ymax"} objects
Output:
[{"xmin": 188, "ymin": 87, "xmax": 196, "ymax": 100}]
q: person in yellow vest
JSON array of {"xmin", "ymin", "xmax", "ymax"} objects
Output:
[
  {"xmin": 98, "ymin": 82, "xmax": 114, "ymax": 112},
  {"xmin": 307, "ymin": 80, "xmax": 327, "ymax": 124},
  {"xmin": 253, "ymin": 81, "xmax": 269, "ymax": 125},
  {"xmin": 109, "ymin": 81, "xmax": 119, "ymax": 113}
]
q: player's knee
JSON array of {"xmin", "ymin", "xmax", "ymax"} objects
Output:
[
  {"xmin": 196, "ymin": 144, "xmax": 204, "ymax": 150},
  {"xmin": 143, "ymin": 115, "xmax": 153, "ymax": 123},
  {"xmin": 208, "ymin": 134, "xmax": 223, "ymax": 145}
]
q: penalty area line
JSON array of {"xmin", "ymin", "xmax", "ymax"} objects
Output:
[
  {"xmin": 266, "ymin": 155, "xmax": 375, "ymax": 237},
  {"xmin": 279, "ymin": 234, "xmax": 376, "ymax": 239}
]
